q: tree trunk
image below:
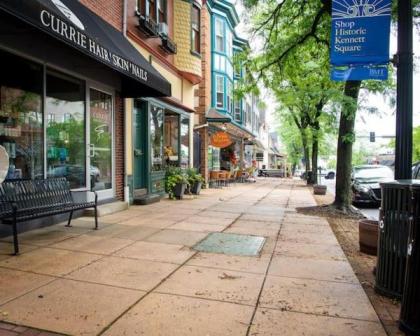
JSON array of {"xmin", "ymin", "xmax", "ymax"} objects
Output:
[
  {"xmin": 333, "ymin": 80, "xmax": 361, "ymax": 210},
  {"xmin": 301, "ymin": 130, "xmax": 311, "ymax": 177},
  {"xmin": 311, "ymin": 131, "xmax": 319, "ymax": 185}
]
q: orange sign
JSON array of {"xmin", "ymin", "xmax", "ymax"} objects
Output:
[{"xmin": 210, "ymin": 131, "xmax": 232, "ymax": 148}]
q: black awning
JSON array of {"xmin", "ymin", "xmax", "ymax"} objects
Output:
[{"xmin": 0, "ymin": 0, "xmax": 171, "ymax": 97}]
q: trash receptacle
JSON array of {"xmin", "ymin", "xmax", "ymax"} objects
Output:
[
  {"xmin": 399, "ymin": 182, "xmax": 420, "ymax": 335},
  {"xmin": 375, "ymin": 180, "xmax": 412, "ymax": 299}
]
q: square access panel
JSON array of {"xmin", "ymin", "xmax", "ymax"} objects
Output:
[{"xmin": 193, "ymin": 232, "xmax": 266, "ymax": 257}]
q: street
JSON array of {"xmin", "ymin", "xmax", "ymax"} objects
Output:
[{"xmin": 321, "ymin": 176, "xmax": 380, "ymax": 220}]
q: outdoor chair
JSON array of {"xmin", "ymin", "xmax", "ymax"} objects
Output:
[{"xmin": 209, "ymin": 171, "xmax": 221, "ymax": 188}]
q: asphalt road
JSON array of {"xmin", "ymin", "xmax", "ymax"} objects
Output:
[{"xmin": 321, "ymin": 176, "xmax": 380, "ymax": 220}]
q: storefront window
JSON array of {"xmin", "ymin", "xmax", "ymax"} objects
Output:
[
  {"xmin": 90, "ymin": 89, "xmax": 113, "ymax": 191},
  {"xmin": 164, "ymin": 112, "xmax": 179, "ymax": 166},
  {"xmin": 180, "ymin": 116, "xmax": 189, "ymax": 168},
  {"xmin": 0, "ymin": 50, "xmax": 43, "ymax": 180},
  {"xmin": 150, "ymin": 104, "xmax": 164, "ymax": 171},
  {"xmin": 46, "ymin": 70, "xmax": 86, "ymax": 189},
  {"xmin": 208, "ymin": 146, "xmax": 220, "ymax": 171}
]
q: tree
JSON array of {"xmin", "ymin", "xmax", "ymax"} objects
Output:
[
  {"xmin": 241, "ymin": 0, "xmax": 409, "ymax": 213},
  {"xmin": 413, "ymin": 126, "xmax": 420, "ymax": 162}
]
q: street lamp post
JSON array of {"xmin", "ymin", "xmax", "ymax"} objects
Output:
[{"xmin": 395, "ymin": 0, "xmax": 413, "ymax": 180}]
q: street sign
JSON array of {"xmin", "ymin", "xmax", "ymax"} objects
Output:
[
  {"xmin": 330, "ymin": 0, "xmax": 392, "ymax": 81},
  {"xmin": 331, "ymin": 64, "xmax": 388, "ymax": 81}
]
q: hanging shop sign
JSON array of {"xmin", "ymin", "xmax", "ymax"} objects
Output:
[
  {"xmin": 210, "ymin": 131, "xmax": 233, "ymax": 148},
  {"xmin": 330, "ymin": 0, "xmax": 392, "ymax": 81}
]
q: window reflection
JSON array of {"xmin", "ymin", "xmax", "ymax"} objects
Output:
[
  {"xmin": 150, "ymin": 104, "xmax": 164, "ymax": 171},
  {"xmin": 0, "ymin": 50, "xmax": 43, "ymax": 180},
  {"xmin": 90, "ymin": 89, "xmax": 112, "ymax": 191},
  {"xmin": 180, "ymin": 116, "xmax": 189, "ymax": 169},
  {"xmin": 46, "ymin": 71, "xmax": 86, "ymax": 189},
  {"xmin": 164, "ymin": 112, "xmax": 179, "ymax": 166}
]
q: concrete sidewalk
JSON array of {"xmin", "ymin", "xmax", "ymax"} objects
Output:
[{"xmin": 0, "ymin": 179, "xmax": 386, "ymax": 336}]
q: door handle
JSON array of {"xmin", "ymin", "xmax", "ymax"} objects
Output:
[{"xmin": 134, "ymin": 149, "xmax": 143, "ymax": 157}]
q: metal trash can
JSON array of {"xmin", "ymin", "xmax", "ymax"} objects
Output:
[
  {"xmin": 375, "ymin": 180, "xmax": 412, "ymax": 299},
  {"xmin": 400, "ymin": 182, "xmax": 420, "ymax": 335}
]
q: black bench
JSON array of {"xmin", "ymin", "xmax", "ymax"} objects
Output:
[{"xmin": 0, "ymin": 178, "xmax": 98, "ymax": 255}]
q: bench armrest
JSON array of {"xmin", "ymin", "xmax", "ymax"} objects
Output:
[{"xmin": 70, "ymin": 190, "xmax": 98, "ymax": 204}]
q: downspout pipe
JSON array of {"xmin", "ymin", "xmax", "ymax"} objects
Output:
[{"xmin": 123, "ymin": 0, "xmax": 128, "ymax": 37}]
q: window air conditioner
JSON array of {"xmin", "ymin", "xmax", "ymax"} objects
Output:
[{"xmin": 158, "ymin": 23, "xmax": 169, "ymax": 37}]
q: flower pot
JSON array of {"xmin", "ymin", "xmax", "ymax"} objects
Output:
[
  {"xmin": 191, "ymin": 181, "xmax": 202, "ymax": 195},
  {"xmin": 313, "ymin": 184, "xmax": 327, "ymax": 195},
  {"xmin": 173, "ymin": 183, "xmax": 187, "ymax": 200},
  {"xmin": 359, "ymin": 219, "xmax": 379, "ymax": 255}
]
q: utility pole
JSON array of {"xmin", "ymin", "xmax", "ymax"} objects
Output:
[{"xmin": 395, "ymin": 0, "xmax": 413, "ymax": 179}]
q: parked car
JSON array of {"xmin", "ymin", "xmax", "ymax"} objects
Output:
[
  {"xmin": 49, "ymin": 164, "xmax": 100, "ymax": 188},
  {"xmin": 413, "ymin": 162, "xmax": 420, "ymax": 179},
  {"xmin": 325, "ymin": 171, "xmax": 335, "ymax": 180},
  {"xmin": 352, "ymin": 165, "xmax": 394, "ymax": 205}
]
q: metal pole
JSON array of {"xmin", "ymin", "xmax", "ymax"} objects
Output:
[{"xmin": 395, "ymin": 0, "xmax": 413, "ymax": 180}]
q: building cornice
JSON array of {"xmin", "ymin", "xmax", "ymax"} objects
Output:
[{"xmin": 207, "ymin": 0, "xmax": 239, "ymax": 27}]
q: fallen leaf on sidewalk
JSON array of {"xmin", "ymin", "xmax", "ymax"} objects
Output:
[{"xmin": 218, "ymin": 272, "xmax": 240, "ymax": 280}]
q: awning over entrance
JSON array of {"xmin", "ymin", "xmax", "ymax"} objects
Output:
[
  {"xmin": 0, "ymin": 0, "xmax": 171, "ymax": 98},
  {"xmin": 206, "ymin": 108, "xmax": 232, "ymax": 123},
  {"xmin": 245, "ymin": 139, "xmax": 265, "ymax": 151}
]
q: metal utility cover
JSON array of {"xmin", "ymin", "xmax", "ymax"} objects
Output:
[{"xmin": 193, "ymin": 232, "xmax": 266, "ymax": 257}]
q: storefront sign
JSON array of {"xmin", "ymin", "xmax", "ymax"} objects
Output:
[
  {"xmin": 0, "ymin": 0, "xmax": 150, "ymax": 84},
  {"xmin": 330, "ymin": 0, "xmax": 391, "ymax": 81},
  {"xmin": 39, "ymin": 8, "xmax": 148, "ymax": 82},
  {"xmin": 210, "ymin": 132, "xmax": 232, "ymax": 148}
]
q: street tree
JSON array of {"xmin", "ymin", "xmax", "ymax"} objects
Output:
[
  {"xmin": 241, "ymin": 0, "xmax": 410, "ymax": 213},
  {"xmin": 270, "ymin": 44, "xmax": 342, "ymax": 184}
]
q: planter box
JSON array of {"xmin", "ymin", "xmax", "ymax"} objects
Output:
[
  {"xmin": 359, "ymin": 219, "xmax": 379, "ymax": 255},
  {"xmin": 173, "ymin": 183, "xmax": 187, "ymax": 200},
  {"xmin": 191, "ymin": 181, "xmax": 202, "ymax": 195},
  {"xmin": 313, "ymin": 184, "xmax": 327, "ymax": 195}
]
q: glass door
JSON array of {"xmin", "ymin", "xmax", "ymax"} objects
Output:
[{"xmin": 89, "ymin": 88, "xmax": 113, "ymax": 198}]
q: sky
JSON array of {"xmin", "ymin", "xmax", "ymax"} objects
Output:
[{"xmin": 235, "ymin": 5, "xmax": 420, "ymax": 141}]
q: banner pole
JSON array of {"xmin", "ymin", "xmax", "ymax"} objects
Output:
[{"xmin": 395, "ymin": 0, "xmax": 413, "ymax": 180}]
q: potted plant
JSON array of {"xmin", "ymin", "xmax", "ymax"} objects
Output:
[
  {"xmin": 359, "ymin": 219, "xmax": 379, "ymax": 255},
  {"xmin": 313, "ymin": 184, "xmax": 327, "ymax": 195},
  {"xmin": 165, "ymin": 166, "xmax": 189, "ymax": 199},
  {"xmin": 186, "ymin": 168, "xmax": 205, "ymax": 195}
]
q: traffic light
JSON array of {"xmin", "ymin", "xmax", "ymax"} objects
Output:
[{"xmin": 370, "ymin": 132, "xmax": 375, "ymax": 142}]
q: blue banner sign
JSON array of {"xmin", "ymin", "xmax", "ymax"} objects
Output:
[
  {"xmin": 330, "ymin": 0, "xmax": 391, "ymax": 80},
  {"xmin": 331, "ymin": 64, "xmax": 388, "ymax": 81}
]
